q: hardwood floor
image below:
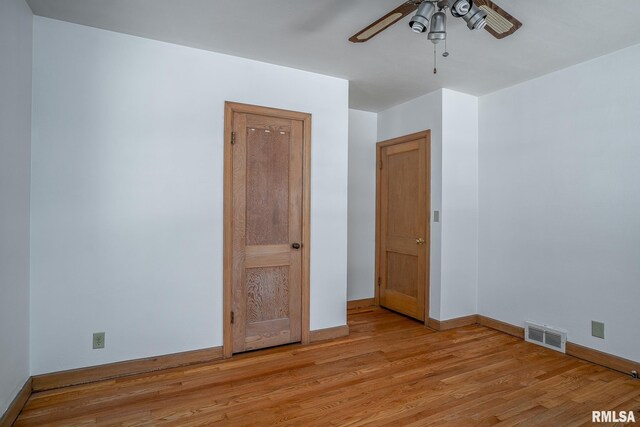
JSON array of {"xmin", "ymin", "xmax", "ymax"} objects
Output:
[{"xmin": 17, "ymin": 308, "xmax": 640, "ymax": 426}]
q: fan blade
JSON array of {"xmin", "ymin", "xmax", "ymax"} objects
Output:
[
  {"xmin": 474, "ymin": 0, "xmax": 522, "ymax": 39},
  {"xmin": 349, "ymin": 1, "xmax": 420, "ymax": 43}
]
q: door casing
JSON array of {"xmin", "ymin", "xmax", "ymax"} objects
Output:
[
  {"xmin": 223, "ymin": 101, "xmax": 311, "ymax": 358},
  {"xmin": 375, "ymin": 130, "xmax": 431, "ymax": 324}
]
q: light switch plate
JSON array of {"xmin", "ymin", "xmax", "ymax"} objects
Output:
[
  {"xmin": 433, "ymin": 210, "xmax": 440, "ymax": 223},
  {"xmin": 93, "ymin": 332, "xmax": 105, "ymax": 349},
  {"xmin": 591, "ymin": 321, "xmax": 604, "ymax": 339}
]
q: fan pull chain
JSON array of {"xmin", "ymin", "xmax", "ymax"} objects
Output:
[
  {"xmin": 443, "ymin": 39, "xmax": 449, "ymax": 57},
  {"xmin": 433, "ymin": 43, "xmax": 437, "ymax": 74}
]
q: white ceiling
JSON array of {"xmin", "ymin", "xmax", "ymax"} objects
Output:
[{"xmin": 26, "ymin": 0, "xmax": 640, "ymax": 112}]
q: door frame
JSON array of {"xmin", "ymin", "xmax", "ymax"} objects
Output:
[
  {"xmin": 223, "ymin": 101, "xmax": 311, "ymax": 358},
  {"xmin": 375, "ymin": 130, "xmax": 431, "ymax": 324}
]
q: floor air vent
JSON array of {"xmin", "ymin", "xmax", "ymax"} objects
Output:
[{"xmin": 525, "ymin": 321, "xmax": 567, "ymax": 353}]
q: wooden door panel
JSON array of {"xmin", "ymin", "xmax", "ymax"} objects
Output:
[
  {"xmin": 387, "ymin": 150, "xmax": 419, "ymax": 238},
  {"xmin": 231, "ymin": 112, "xmax": 303, "ymax": 353},
  {"xmin": 246, "ymin": 267, "xmax": 289, "ymax": 323},
  {"xmin": 245, "ymin": 117, "xmax": 290, "ymax": 246},
  {"xmin": 377, "ymin": 133, "xmax": 429, "ymax": 322},
  {"xmin": 386, "ymin": 252, "xmax": 418, "ymax": 298}
]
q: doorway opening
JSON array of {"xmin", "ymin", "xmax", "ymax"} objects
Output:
[{"xmin": 375, "ymin": 130, "xmax": 431, "ymax": 323}]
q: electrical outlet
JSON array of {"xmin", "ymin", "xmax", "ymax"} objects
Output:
[
  {"xmin": 591, "ymin": 321, "xmax": 605, "ymax": 339},
  {"xmin": 93, "ymin": 332, "xmax": 105, "ymax": 349}
]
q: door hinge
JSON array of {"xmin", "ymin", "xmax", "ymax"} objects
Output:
[
  {"xmin": 230, "ymin": 311, "xmax": 235, "ymax": 324},
  {"xmin": 379, "ymin": 160, "xmax": 383, "ymax": 170},
  {"xmin": 377, "ymin": 277, "xmax": 381, "ymax": 287},
  {"xmin": 231, "ymin": 132, "xmax": 236, "ymax": 145}
]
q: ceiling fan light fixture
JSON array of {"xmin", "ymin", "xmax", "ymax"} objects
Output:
[
  {"xmin": 348, "ymin": 0, "xmax": 522, "ymax": 45},
  {"xmin": 448, "ymin": 0, "xmax": 471, "ymax": 18},
  {"xmin": 427, "ymin": 11, "xmax": 447, "ymax": 43},
  {"xmin": 462, "ymin": 3, "xmax": 487, "ymax": 30},
  {"xmin": 409, "ymin": 1, "xmax": 435, "ymax": 34}
]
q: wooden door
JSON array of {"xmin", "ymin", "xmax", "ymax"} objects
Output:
[
  {"xmin": 376, "ymin": 131, "xmax": 430, "ymax": 321},
  {"xmin": 225, "ymin": 103, "xmax": 310, "ymax": 354}
]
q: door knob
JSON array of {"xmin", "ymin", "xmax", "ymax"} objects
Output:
[
  {"xmin": 291, "ymin": 243, "xmax": 301, "ymax": 249},
  {"xmin": 416, "ymin": 238, "xmax": 425, "ymax": 245}
]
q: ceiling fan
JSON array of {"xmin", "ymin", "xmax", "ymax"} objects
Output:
[{"xmin": 349, "ymin": 0, "xmax": 522, "ymax": 43}]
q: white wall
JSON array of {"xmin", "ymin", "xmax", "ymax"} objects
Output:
[
  {"xmin": 479, "ymin": 44, "xmax": 640, "ymax": 362},
  {"xmin": 30, "ymin": 17, "xmax": 349, "ymax": 375},
  {"xmin": 378, "ymin": 90, "xmax": 444, "ymax": 319},
  {"xmin": 0, "ymin": 0, "xmax": 32, "ymax": 415},
  {"xmin": 347, "ymin": 110, "xmax": 378, "ymax": 301},
  {"xmin": 440, "ymin": 90, "xmax": 478, "ymax": 320}
]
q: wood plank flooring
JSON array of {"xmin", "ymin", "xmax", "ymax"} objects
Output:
[{"xmin": 16, "ymin": 308, "xmax": 640, "ymax": 426}]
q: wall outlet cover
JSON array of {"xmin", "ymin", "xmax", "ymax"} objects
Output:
[
  {"xmin": 591, "ymin": 321, "xmax": 604, "ymax": 339},
  {"xmin": 93, "ymin": 332, "xmax": 105, "ymax": 349}
]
